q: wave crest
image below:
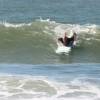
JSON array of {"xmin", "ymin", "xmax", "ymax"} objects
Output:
[{"xmin": 0, "ymin": 21, "xmax": 32, "ymax": 28}]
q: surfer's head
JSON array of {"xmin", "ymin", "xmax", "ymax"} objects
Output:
[
  {"xmin": 67, "ymin": 30, "xmax": 74, "ymax": 38},
  {"xmin": 64, "ymin": 32, "xmax": 67, "ymax": 36}
]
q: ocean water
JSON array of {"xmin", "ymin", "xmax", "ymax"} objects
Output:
[{"xmin": 0, "ymin": 0, "xmax": 100, "ymax": 100}]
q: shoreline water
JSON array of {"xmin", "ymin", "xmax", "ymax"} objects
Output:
[{"xmin": 0, "ymin": 63, "xmax": 100, "ymax": 100}]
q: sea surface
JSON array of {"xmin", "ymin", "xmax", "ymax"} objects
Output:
[{"xmin": 0, "ymin": 0, "xmax": 100, "ymax": 100}]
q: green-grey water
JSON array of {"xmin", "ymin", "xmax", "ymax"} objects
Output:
[{"xmin": 0, "ymin": 21, "xmax": 99, "ymax": 64}]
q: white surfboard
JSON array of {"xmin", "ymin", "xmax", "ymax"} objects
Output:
[
  {"xmin": 55, "ymin": 39, "xmax": 77, "ymax": 54},
  {"xmin": 55, "ymin": 41, "xmax": 71, "ymax": 54},
  {"xmin": 56, "ymin": 45, "xmax": 71, "ymax": 54}
]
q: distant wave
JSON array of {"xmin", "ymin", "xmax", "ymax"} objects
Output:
[{"xmin": 0, "ymin": 19, "xmax": 98, "ymax": 34}]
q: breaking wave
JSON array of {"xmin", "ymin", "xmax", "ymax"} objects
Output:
[{"xmin": 0, "ymin": 18, "xmax": 99, "ymax": 63}]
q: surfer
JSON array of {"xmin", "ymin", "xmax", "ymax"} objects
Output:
[
  {"xmin": 58, "ymin": 32, "xmax": 77, "ymax": 47},
  {"xmin": 64, "ymin": 32, "xmax": 77, "ymax": 47}
]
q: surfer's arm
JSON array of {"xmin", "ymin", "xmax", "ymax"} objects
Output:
[
  {"xmin": 74, "ymin": 33, "xmax": 77, "ymax": 41},
  {"xmin": 73, "ymin": 33, "xmax": 77, "ymax": 46},
  {"xmin": 63, "ymin": 32, "xmax": 67, "ymax": 46}
]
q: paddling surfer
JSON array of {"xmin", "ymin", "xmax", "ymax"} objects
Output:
[{"xmin": 58, "ymin": 32, "xmax": 77, "ymax": 47}]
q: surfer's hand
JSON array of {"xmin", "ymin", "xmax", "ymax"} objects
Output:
[{"xmin": 73, "ymin": 41, "xmax": 76, "ymax": 46}]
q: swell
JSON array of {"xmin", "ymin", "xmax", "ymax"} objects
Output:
[{"xmin": 0, "ymin": 19, "xmax": 99, "ymax": 64}]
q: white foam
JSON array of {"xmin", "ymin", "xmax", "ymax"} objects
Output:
[
  {"xmin": 53, "ymin": 23, "xmax": 97, "ymax": 37},
  {"xmin": 0, "ymin": 21, "xmax": 32, "ymax": 28},
  {"xmin": 0, "ymin": 75, "xmax": 99, "ymax": 100}
]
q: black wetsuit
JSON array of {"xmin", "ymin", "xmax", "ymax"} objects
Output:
[
  {"xmin": 58, "ymin": 33, "xmax": 76, "ymax": 47},
  {"xmin": 66, "ymin": 36, "xmax": 74, "ymax": 47}
]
